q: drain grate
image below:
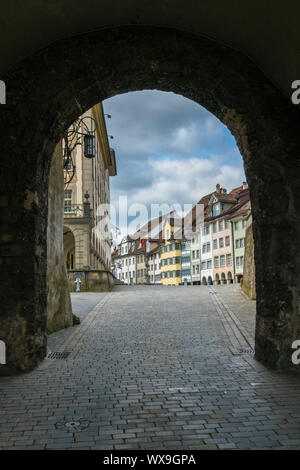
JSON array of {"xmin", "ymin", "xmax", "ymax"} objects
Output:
[
  {"xmin": 47, "ymin": 351, "xmax": 70, "ymax": 359},
  {"xmin": 230, "ymin": 347, "xmax": 254, "ymax": 355}
]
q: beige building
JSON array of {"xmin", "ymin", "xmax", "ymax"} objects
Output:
[{"xmin": 63, "ymin": 103, "xmax": 116, "ymax": 272}]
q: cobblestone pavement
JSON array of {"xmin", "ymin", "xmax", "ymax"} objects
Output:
[
  {"xmin": 47, "ymin": 293, "xmax": 107, "ymax": 353},
  {"xmin": 1, "ymin": 284, "xmax": 300, "ymax": 450}
]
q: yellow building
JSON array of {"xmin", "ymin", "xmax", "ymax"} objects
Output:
[{"xmin": 160, "ymin": 219, "xmax": 182, "ymax": 286}]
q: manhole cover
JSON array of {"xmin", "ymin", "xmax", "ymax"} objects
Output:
[{"xmin": 55, "ymin": 418, "xmax": 90, "ymax": 432}]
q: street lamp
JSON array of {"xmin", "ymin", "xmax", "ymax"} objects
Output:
[
  {"xmin": 63, "ymin": 115, "xmax": 97, "ymax": 185},
  {"xmin": 83, "ymin": 134, "xmax": 95, "ymax": 159}
]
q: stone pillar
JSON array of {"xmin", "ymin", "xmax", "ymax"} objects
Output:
[
  {"xmin": 46, "ymin": 143, "xmax": 73, "ymax": 334},
  {"xmin": 0, "ymin": 145, "xmax": 50, "ymax": 375},
  {"xmin": 73, "ymin": 227, "xmax": 91, "ymax": 269}
]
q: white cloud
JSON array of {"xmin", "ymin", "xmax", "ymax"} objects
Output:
[{"xmin": 111, "ymin": 156, "xmax": 245, "ymax": 229}]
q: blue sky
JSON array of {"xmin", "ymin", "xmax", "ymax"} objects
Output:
[{"xmin": 103, "ymin": 90, "xmax": 245, "ymax": 236}]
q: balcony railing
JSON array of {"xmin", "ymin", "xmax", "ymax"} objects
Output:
[{"xmin": 64, "ymin": 203, "xmax": 92, "ymax": 218}]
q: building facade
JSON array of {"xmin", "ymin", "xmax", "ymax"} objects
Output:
[
  {"xmin": 181, "ymin": 239, "xmax": 191, "ymax": 284},
  {"xmin": 63, "ymin": 103, "xmax": 116, "ymax": 272},
  {"xmin": 191, "ymin": 231, "xmax": 201, "ymax": 285},
  {"xmin": 200, "ymin": 222, "xmax": 213, "ymax": 285},
  {"xmin": 231, "ymin": 213, "xmax": 248, "ymax": 283},
  {"xmin": 160, "ymin": 219, "xmax": 182, "ymax": 286},
  {"xmin": 148, "ymin": 246, "xmax": 161, "ymax": 284},
  {"xmin": 113, "ymin": 237, "xmax": 137, "ymax": 285}
]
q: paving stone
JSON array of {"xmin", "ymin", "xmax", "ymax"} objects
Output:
[{"xmin": 1, "ymin": 285, "xmax": 300, "ymax": 449}]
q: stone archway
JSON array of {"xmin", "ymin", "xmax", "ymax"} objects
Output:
[
  {"xmin": 202, "ymin": 277, "xmax": 207, "ymax": 286},
  {"xmin": 0, "ymin": 26, "xmax": 299, "ymax": 374},
  {"xmin": 63, "ymin": 225, "xmax": 75, "ymax": 270}
]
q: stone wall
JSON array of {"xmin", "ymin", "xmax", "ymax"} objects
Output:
[
  {"xmin": 242, "ymin": 214, "xmax": 256, "ymax": 300},
  {"xmin": 68, "ymin": 270, "xmax": 115, "ymax": 292},
  {"xmin": 46, "ymin": 143, "xmax": 73, "ymax": 334}
]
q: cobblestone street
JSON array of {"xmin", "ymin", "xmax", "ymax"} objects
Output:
[{"xmin": 1, "ymin": 285, "xmax": 300, "ymax": 450}]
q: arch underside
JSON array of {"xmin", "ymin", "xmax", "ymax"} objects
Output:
[{"xmin": 0, "ymin": 25, "xmax": 299, "ymax": 373}]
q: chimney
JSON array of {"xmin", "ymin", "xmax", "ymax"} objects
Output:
[
  {"xmin": 216, "ymin": 184, "xmax": 220, "ymax": 193},
  {"xmin": 242, "ymin": 181, "xmax": 248, "ymax": 190}
]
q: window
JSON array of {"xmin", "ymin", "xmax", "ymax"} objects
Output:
[
  {"xmin": 196, "ymin": 265, "xmax": 199, "ymax": 274},
  {"xmin": 213, "ymin": 222, "xmax": 217, "ymax": 233},
  {"xmin": 219, "ymin": 238, "xmax": 224, "ymax": 248},
  {"xmin": 234, "ymin": 221, "xmax": 239, "ymax": 230},
  {"xmin": 236, "ymin": 238, "xmax": 245, "ymax": 248},
  {"xmin": 193, "ymin": 265, "xmax": 196, "ymax": 274},
  {"xmin": 201, "ymin": 261, "xmax": 207, "ymax": 270},
  {"xmin": 220, "ymin": 255, "xmax": 225, "ymax": 267},
  {"xmin": 214, "ymin": 204, "xmax": 220, "ymax": 216},
  {"xmin": 214, "ymin": 256, "xmax": 219, "ymax": 268},
  {"xmin": 219, "ymin": 220, "xmax": 224, "ymax": 231},
  {"xmin": 203, "ymin": 225, "xmax": 210, "ymax": 235},
  {"xmin": 207, "ymin": 259, "xmax": 212, "ymax": 269},
  {"xmin": 213, "ymin": 239, "xmax": 218, "ymax": 249},
  {"xmin": 196, "ymin": 249, "xmax": 200, "ymax": 258},
  {"xmin": 192, "ymin": 250, "xmax": 195, "ymax": 259},
  {"xmin": 225, "ymin": 220, "xmax": 230, "ymax": 229},
  {"xmin": 202, "ymin": 242, "xmax": 210, "ymax": 253},
  {"xmin": 64, "ymin": 190, "xmax": 72, "ymax": 212},
  {"xmin": 242, "ymin": 220, "xmax": 247, "ymax": 228},
  {"xmin": 225, "ymin": 236, "xmax": 230, "ymax": 246},
  {"xmin": 226, "ymin": 254, "xmax": 232, "ymax": 266},
  {"xmin": 236, "ymin": 256, "xmax": 244, "ymax": 266}
]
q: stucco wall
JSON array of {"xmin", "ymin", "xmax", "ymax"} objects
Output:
[
  {"xmin": 46, "ymin": 143, "xmax": 73, "ymax": 333},
  {"xmin": 242, "ymin": 214, "xmax": 256, "ymax": 300}
]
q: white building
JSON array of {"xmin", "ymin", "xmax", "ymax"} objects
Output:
[
  {"xmin": 113, "ymin": 237, "xmax": 136, "ymax": 284},
  {"xmin": 200, "ymin": 222, "xmax": 213, "ymax": 285},
  {"xmin": 181, "ymin": 239, "xmax": 192, "ymax": 284},
  {"xmin": 191, "ymin": 231, "xmax": 201, "ymax": 285}
]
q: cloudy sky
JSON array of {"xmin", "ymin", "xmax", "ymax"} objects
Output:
[{"xmin": 103, "ymin": 90, "xmax": 245, "ymax": 237}]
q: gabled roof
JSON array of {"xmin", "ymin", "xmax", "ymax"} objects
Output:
[
  {"xmin": 130, "ymin": 211, "xmax": 181, "ymax": 241},
  {"xmin": 205, "ymin": 188, "xmax": 250, "ymax": 222}
]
